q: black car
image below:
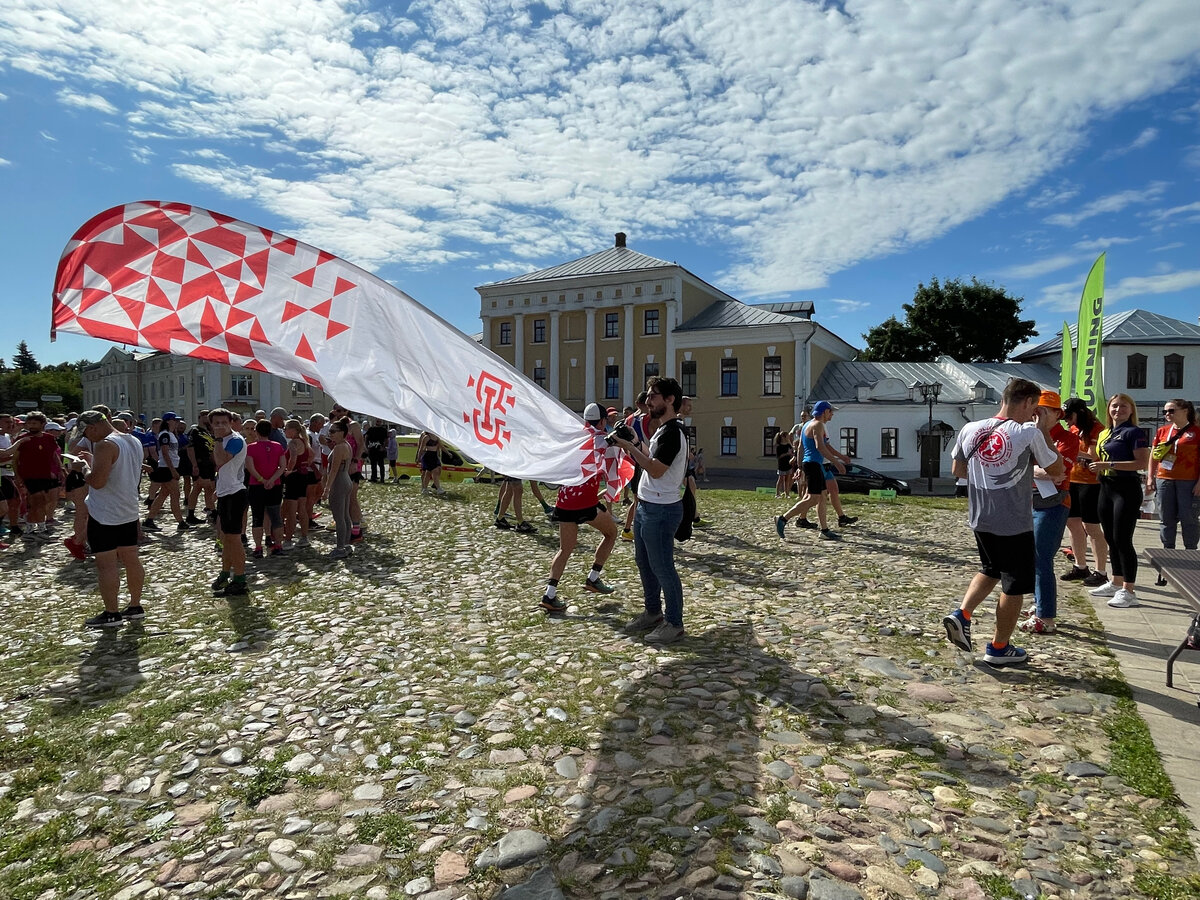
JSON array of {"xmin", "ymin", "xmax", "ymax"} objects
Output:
[{"xmin": 834, "ymin": 463, "xmax": 911, "ymax": 495}]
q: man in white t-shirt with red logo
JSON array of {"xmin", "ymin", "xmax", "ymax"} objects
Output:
[{"xmin": 942, "ymin": 378, "xmax": 1062, "ymax": 666}]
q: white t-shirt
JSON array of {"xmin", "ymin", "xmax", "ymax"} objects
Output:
[
  {"xmin": 215, "ymin": 434, "xmax": 248, "ymax": 498},
  {"xmin": 0, "ymin": 434, "xmax": 12, "ymax": 478},
  {"xmin": 157, "ymin": 430, "xmax": 180, "ymax": 468},
  {"xmin": 951, "ymin": 417, "xmax": 1059, "ymax": 536}
]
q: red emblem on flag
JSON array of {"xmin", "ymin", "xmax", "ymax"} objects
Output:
[{"xmin": 465, "ymin": 371, "xmax": 515, "ymax": 448}]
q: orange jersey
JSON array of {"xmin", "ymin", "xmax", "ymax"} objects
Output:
[
  {"xmin": 1154, "ymin": 423, "xmax": 1200, "ymax": 482},
  {"xmin": 1069, "ymin": 421, "xmax": 1104, "ymax": 485}
]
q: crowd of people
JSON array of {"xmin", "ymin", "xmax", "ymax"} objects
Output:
[
  {"xmin": 3, "ymin": 375, "xmax": 1195, "ymax": 657},
  {"xmin": 942, "ymin": 378, "xmax": 1200, "ymax": 666}
]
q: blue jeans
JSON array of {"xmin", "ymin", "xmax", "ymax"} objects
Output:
[
  {"xmin": 1159, "ymin": 478, "xmax": 1200, "ymax": 550},
  {"xmin": 633, "ymin": 499, "xmax": 685, "ymax": 628},
  {"xmin": 1033, "ymin": 502, "xmax": 1071, "ymax": 619}
]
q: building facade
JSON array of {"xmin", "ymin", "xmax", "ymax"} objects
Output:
[
  {"xmin": 82, "ymin": 347, "xmax": 335, "ymax": 425},
  {"xmin": 477, "ymin": 233, "xmax": 857, "ymax": 473}
]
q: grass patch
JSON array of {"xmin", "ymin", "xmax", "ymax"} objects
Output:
[
  {"xmin": 977, "ymin": 874, "xmax": 1026, "ymax": 900},
  {"xmin": 355, "ymin": 811, "xmax": 418, "ymax": 853},
  {"xmin": 1132, "ymin": 869, "xmax": 1200, "ymax": 900}
]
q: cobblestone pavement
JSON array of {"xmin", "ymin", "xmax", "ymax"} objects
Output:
[{"xmin": 2, "ymin": 485, "xmax": 1199, "ymax": 900}]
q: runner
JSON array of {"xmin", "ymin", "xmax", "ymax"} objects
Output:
[
  {"xmin": 10, "ymin": 411, "xmax": 62, "ymax": 538},
  {"xmin": 209, "ymin": 408, "xmax": 250, "ymax": 596},
  {"xmin": 775, "ymin": 402, "xmax": 844, "ymax": 541},
  {"xmin": 417, "ymin": 430, "xmax": 445, "ymax": 496},
  {"xmin": 144, "ymin": 412, "xmax": 187, "ymax": 531},
  {"xmin": 245, "ymin": 419, "xmax": 286, "ymax": 559},
  {"xmin": 325, "ymin": 417, "xmax": 354, "ymax": 558}
]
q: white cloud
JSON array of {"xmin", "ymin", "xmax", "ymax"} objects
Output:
[
  {"xmin": 1154, "ymin": 241, "xmax": 1185, "ymax": 251},
  {"xmin": 0, "ymin": 157, "xmax": 10, "ymax": 166},
  {"xmin": 1154, "ymin": 200, "xmax": 1200, "ymax": 221},
  {"xmin": 1072, "ymin": 236, "xmax": 1137, "ymax": 252},
  {"xmin": 1108, "ymin": 269, "xmax": 1200, "ymax": 302},
  {"xmin": 3, "ymin": 0, "xmax": 1200, "ymax": 294},
  {"xmin": 57, "ymin": 89, "xmax": 117, "ymax": 114},
  {"xmin": 828, "ymin": 298, "xmax": 870, "ymax": 313},
  {"xmin": 1026, "ymin": 183, "xmax": 1080, "ymax": 210},
  {"xmin": 1045, "ymin": 183, "xmax": 1168, "ymax": 227},
  {"xmin": 1000, "ymin": 254, "xmax": 1086, "ymax": 280}
]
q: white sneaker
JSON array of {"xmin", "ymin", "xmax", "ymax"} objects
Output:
[
  {"xmin": 1088, "ymin": 581, "xmax": 1119, "ymax": 597},
  {"xmin": 1107, "ymin": 588, "xmax": 1140, "ymax": 608}
]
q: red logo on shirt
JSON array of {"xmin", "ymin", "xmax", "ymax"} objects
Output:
[
  {"xmin": 976, "ymin": 431, "xmax": 1011, "ymax": 466},
  {"xmin": 465, "ymin": 371, "xmax": 515, "ymax": 448}
]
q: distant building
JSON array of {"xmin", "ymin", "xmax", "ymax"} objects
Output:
[
  {"xmin": 476, "ymin": 233, "xmax": 857, "ymax": 474},
  {"xmin": 1014, "ymin": 308, "xmax": 1200, "ymax": 430},
  {"xmin": 810, "ymin": 357, "xmax": 1060, "ymax": 481},
  {"xmin": 82, "ymin": 347, "xmax": 335, "ymax": 424}
]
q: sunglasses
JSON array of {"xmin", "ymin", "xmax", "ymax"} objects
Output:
[{"xmin": 1164, "ymin": 407, "xmax": 1178, "ymax": 413}]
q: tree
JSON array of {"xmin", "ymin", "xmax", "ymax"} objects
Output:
[
  {"xmin": 13, "ymin": 341, "xmax": 40, "ymax": 374},
  {"xmin": 861, "ymin": 277, "xmax": 1036, "ymax": 363}
]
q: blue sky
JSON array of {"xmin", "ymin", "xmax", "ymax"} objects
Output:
[{"xmin": 2, "ymin": 0, "xmax": 1199, "ymax": 369}]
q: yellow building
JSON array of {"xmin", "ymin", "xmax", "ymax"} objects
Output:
[{"xmin": 477, "ymin": 234, "xmax": 857, "ymax": 473}]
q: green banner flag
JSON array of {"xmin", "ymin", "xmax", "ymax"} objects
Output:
[
  {"xmin": 1074, "ymin": 254, "xmax": 1105, "ymax": 419},
  {"xmin": 1060, "ymin": 320, "xmax": 1073, "ymax": 401}
]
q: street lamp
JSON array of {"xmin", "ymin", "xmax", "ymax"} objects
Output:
[
  {"xmin": 918, "ymin": 381, "xmax": 943, "ymax": 494},
  {"xmin": 118, "ymin": 390, "xmax": 127, "ymax": 409}
]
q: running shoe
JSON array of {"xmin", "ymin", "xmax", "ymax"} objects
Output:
[
  {"xmin": 1107, "ymin": 589, "xmax": 1140, "ymax": 608},
  {"xmin": 211, "ymin": 572, "xmax": 230, "ymax": 592},
  {"xmin": 646, "ymin": 622, "xmax": 685, "ymax": 644},
  {"xmin": 1018, "ymin": 615, "xmax": 1057, "ymax": 634},
  {"xmin": 625, "ymin": 610, "xmax": 664, "ymax": 632},
  {"xmin": 120, "ymin": 605, "xmax": 146, "ymax": 620},
  {"xmin": 223, "ymin": 581, "xmax": 249, "ymax": 597},
  {"xmin": 584, "ymin": 577, "xmax": 615, "ymax": 594},
  {"xmin": 540, "ymin": 594, "xmax": 567, "ymax": 614},
  {"xmin": 795, "ymin": 518, "xmax": 817, "ymax": 529},
  {"xmin": 515, "ymin": 521, "xmax": 536, "ymax": 534},
  {"xmin": 296, "ymin": 537, "xmax": 310, "ymax": 548},
  {"xmin": 0, "ymin": 541, "xmax": 9, "ymax": 551},
  {"xmin": 620, "ymin": 529, "xmax": 634, "ymax": 542},
  {"xmin": 819, "ymin": 528, "xmax": 839, "ymax": 541},
  {"xmin": 185, "ymin": 513, "xmax": 205, "ymax": 526},
  {"xmin": 177, "ymin": 519, "xmax": 190, "ymax": 530},
  {"xmin": 1060, "ymin": 566, "xmax": 1090, "ymax": 582},
  {"xmin": 942, "ymin": 609, "xmax": 972, "ymax": 652},
  {"xmin": 270, "ymin": 544, "xmax": 285, "ymax": 556},
  {"xmin": 984, "ymin": 643, "xmax": 1028, "ymax": 665},
  {"xmin": 494, "ymin": 517, "xmax": 512, "ymax": 530},
  {"xmin": 1082, "ymin": 571, "xmax": 1110, "ymax": 587},
  {"xmin": 350, "ymin": 530, "xmax": 364, "ymax": 544},
  {"xmin": 775, "ymin": 516, "xmax": 786, "ymax": 539},
  {"xmin": 1088, "ymin": 581, "xmax": 1118, "ymax": 598},
  {"xmin": 837, "ymin": 515, "xmax": 859, "ymax": 527},
  {"xmin": 142, "ymin": 518, "xmax": 159, "ymax": 531},
  {"xmin": 329, "ymin": 546, "xmax": 352, "ymax": 559},
  {"xmin": 251, "ymin": 547, "xmax": 264, "ymax": 559},
  {"xmin": 63, "ymin": 537, "xmax": 87, "ymax": 560},
  {"xmin": 85, "ymin": 610, "xmax": 123, "ymax": 629}
]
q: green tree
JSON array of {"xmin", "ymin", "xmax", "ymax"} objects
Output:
[
  {"xmin": 13, "ymin": 341, "xmax": 40, "ymax": 374},
  {"xmin": 861, "ymin": 277, "xmax": 1036, "ymax": 363}
]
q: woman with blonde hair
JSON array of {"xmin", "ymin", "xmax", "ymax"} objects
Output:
[{"xmin": 1084, "ymin": 393, "xmax": 1150, "ymax": 608}]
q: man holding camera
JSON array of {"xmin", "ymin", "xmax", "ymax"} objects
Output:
[{"xmin": 610, "ymin": 376, "xmax": 689, "ymax": 644}]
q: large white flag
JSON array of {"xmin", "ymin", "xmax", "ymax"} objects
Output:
[{"xmin": 52, "ymin": 201, "xmax": 600, "ymax": 485}]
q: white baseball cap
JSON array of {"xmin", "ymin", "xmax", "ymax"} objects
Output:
[{"xmin": 582, "ymin": 403, "xmax": 603, "ymax": 422}]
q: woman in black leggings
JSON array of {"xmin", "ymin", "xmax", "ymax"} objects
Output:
[{"xmin": 1084, "ymin": 393, "xmax": 1149, "ymax": 609}]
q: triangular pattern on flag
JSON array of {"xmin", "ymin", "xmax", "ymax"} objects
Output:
[
  {"xmin": 333, "ymin": 277, "xmax": 355, "ymax": 296},
  {"xmin": 296, "ymin": 333, "xmax": 316, "ymax": 362}
]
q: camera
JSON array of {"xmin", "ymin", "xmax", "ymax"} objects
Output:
[{"xmin": 605, "ymin": 421, "xmax": 636, "ymax": 446}]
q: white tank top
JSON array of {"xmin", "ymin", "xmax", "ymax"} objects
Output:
[{"xmin": 85, "ymin": 432, "xmax": 145, "ymax": 525}]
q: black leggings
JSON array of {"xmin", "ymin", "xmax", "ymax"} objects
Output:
[{"xmin": 1099, "ymin": 477, "xmax": 1142, "ymax": 583}]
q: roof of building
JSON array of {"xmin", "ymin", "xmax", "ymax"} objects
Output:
[
  {"xmin": 750, "ymin": 301, "xmax": 815, "ymax": 319},
  {"xmin": 480, "ymin": 245, "xmax": 676, "ymax": 287},
  {"xmin": 1015, "ymin": 308, "xmax": 1200, "ymax": 359},
  {"xmin": 675, "ymin": 299, "xmax": 811, "ymax": 332},
  {"xmin": 811, "ymin": 358, "xmax": 1060, "ymax": 404}
]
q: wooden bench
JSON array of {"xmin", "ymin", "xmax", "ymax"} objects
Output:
[{"xmin": 1143, "ymin": 548, "xmax": 1200, "ymax": 688}]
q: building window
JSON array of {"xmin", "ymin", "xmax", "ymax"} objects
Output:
[
  {"xmin": 231, "ymin": 375, "xmax": 253, "ymax": 398},
  {"xmin": 605, "ymin": 312, "xmax": 619, "ymax": 338},
  {"xmin": 499, "ymin": 322, "xmax": 512, "ymax": 345},
  {"xmin": 681, "ymin": 360, "xmax": 697, "ymax": 397},
  {"xmin": 605, "ymin": 365, "xmax": 620, "ymax": 399},
  {"xmin": 1126, "ymin": 353, "xmax": 1146, "ymax": 390},
  {"xmin": 533, "ymin": 319, "xmax": 546, "ymax": 343},
  {"xmin": 533, "ymin": 366, "xmax": 546, "ymax": 388},
  {"xmin": 720, "ymin": 358, "xmax": 738, "ymax": 396},
  {"xmin": 763, "ymin": 356, "xmax": 781, "ymax": 396},
  {"xmin": 197, "ymin": 375, "xmax": 205, "ymax": 399},
  {"xmin": 763, "ymin": 426, "xmax": 780, "ymax": 457},
  {"xmin": 1165, "ymin": 353, "xmax": 1184, "ymax": 390},
  {"xmin": 644, "ymin": 362, "xmax": 659, "ymax": 383},
  {"xmin": 150, "ymin": 382, "xmax": 156, "ymax": 401},
  {"xmin": 179, "ymin": 376, "xmax": 186, "ymax": 397},
  {"xmin": 840, "ymin": 427, "xmax": 858, "ymax": 459},
  {"xmin": 644, "ymin": 309, "xmax": 660, "ymax": 335},
  {"xmin": 292, "ymin": 381, "xmax": 312, "ymax": 396},
  {"xmin": 881, "ymin": 427, "xmax": 899, "ymax": 458},
  {"xmin": 721, "ymin": 426, "xmax": 737, "ymax": 456}
]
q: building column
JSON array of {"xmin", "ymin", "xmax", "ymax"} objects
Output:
[
  {"xmin": 514, "ymin": 313, "xmax": 525, "ymax": 375},
  {"xmin": 584, "ymin": 308, "xmax": 596, "ymax": 404},
  {"xmin": 793, "ymin": 333, "xmax": 807, "ymax": 425},
  {"xmin": 549, "ymin": 311, "xmax": 561, "ymax": 400},
  {"xmin": 664, "ymin": 299, "xmax": 677, "ymax": 379},
  {"xmin": 480, "ymin": 314, "xmax": 492, "ymax": 351},
  {"xmin": 623, "ymin": 303, "xmax": 634, "ymax": 405}
]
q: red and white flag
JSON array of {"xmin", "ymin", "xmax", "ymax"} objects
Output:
[{"xmin": 52, "ymin": 200, "xmax": 613, "ymax": 486}]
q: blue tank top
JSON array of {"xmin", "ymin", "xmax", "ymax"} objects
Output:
[{"xmin": 801, "ymin": 422, "xmax": 822, "ymax": 463}]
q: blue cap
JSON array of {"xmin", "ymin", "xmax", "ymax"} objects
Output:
[
  {"xmin": 162, "ymin": 411, "xmax": 178, "ymax": 421},
  {"xmin": 812, "ymin": 401, "xmax": 836, "ymax": 415}
]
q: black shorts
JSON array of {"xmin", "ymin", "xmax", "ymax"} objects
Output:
[
  {"xmin": 1068, "ymin": 482, "xmax": 1100, "ymax": 524},
  {"xmin": 308, "ymin": 470, "xmax": 321, "ymax": 485},
  {"xmin": 502, "ymin": 475, "xmax": 522, "ymax": 485},
  {"xmin": 974, "ymin": 530, "xmax": 1036, "ymax": 596},
  {"xmin": 87, "ymin": 517, "xmax": 139, "ymax": 554},
  {"xmin": 284, "ymin": 472, "xmax": 310, "ymax": 501},
  {"xmin": 421, "ymin": 451, "xmax": 442, "ymax": 472},
  {"xmin": 150, "ymin": 467, "xmax": 176, "ymax": 484},
  {"xmin": 65, "ymin": 471, "xmax": 87, "ymax": 492},
  {"xmin": 217, "ymin": 490, "xmax": 249, "ymax": 535},
  {"xmin": 196, "ymin": 461, "xmax": 216, "ymax": 481},
  {"xmin": 777, "ymin": 458, "xmax": 792, "ymax": 473},
  {"xmin": 177, "ymin": 459, "xmax": 193, "ymax": 478},
  {"xmin": 0, "ymin": 477, "xmax": 14, "ymax": 501},
  {"xmin": 554, "ymin": 504, "xmax": 600, "ymax": 525},
  {"xmin": 802, "ymin": 462, "xmax": 827, "ymax": 495},
  {"xmin": 23, "ymin": 477, "xmax": 59, "ymax": 495},
  {"xmin": 350, "ymin": 471, "xmax": 363, "ymax": 483}
]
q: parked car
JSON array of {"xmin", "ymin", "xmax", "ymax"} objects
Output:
[
  {"xmin": 834, "ymin": 463, "xmax": 911, "ymax": 495},
  {"xmin": 393, "ymin": 436, "xmax": 489, "ymax": 483}
]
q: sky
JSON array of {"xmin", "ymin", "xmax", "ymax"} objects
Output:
[{"xmin": 2, "ymin": 0, "xmax": 1199, "ymax": 369}]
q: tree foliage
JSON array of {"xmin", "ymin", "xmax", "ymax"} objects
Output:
[
  {"xmin": 0, "ymin": 350, "xmax": 89, "ymax": 414},
  {"xmin": 13, "ymin": 341, "xmax": 40, "ymax": 374},
  {"xmin": 861, "ymin": 277, "xmax": 1036, "ymax": 363}
]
